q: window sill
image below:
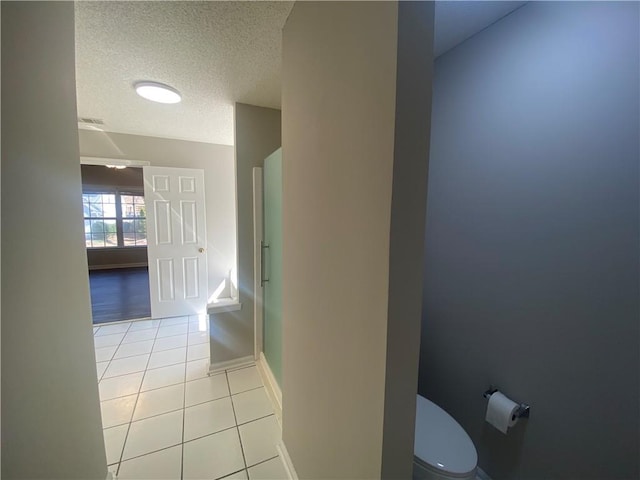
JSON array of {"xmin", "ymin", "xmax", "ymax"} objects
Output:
[{"xmin": 207, "ymin": 298, "xmax": 242, "ymax": 314}]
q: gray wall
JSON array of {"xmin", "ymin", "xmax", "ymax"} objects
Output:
[
  {"xmin": 381, "ymin": 2, "xmax": 434, "ymax": 477},
  {"xmin": 82, "ymin": 163, "xmax": 144, "ymax": 188},
  {"xmin": 211, "ymin": 103, "xmax": 281, "ymax": 364},
  {"xmin": 282, "ymin": 2, "xmax": 433, "ymax": 478},
  {"xmin": 420, "ymin": 2, "xmax": 639, "ymax": 479},
  {"xmin": 79, "ymin": 130, "xmax": 236, "ymax": 299},
  {"xmin": 86, "ymin": 247, "xmax": 147, "ymax": 270},
  {"xmin": 1, "ymin": 2, "xmax": 107, "ymax": 478}
]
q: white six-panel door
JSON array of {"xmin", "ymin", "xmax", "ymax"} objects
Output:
[{"xmin": 143, "ymin": 166, "xmax": 208, "ymax": 319}]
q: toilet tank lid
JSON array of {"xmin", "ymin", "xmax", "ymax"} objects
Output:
[{"xmin": 414, "ymin": 396, "xmax": 477, "ymax": 475}]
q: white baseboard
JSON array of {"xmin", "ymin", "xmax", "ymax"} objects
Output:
[
  {"xmin": 207, "ymin": 299, "xmax": 242, "ymax": 314},
  {"xmin": 89, "ymin": 263, "xmax": 148, "ymax": 271},
  {"xmin": 256, "ymin": 352, "xmax": 282, "ymax": 419},
  {"xmin": 277, "ymin": 441, "xmax": 299, "ymax": 480},
  {"xmin": 208, "ymin": 355, "xmax": 254, "ymax": 375}
]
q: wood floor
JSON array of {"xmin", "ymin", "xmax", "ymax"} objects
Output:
[{"xmin": 89, "ymin": 267, "xmax": 151, "ymax": 324}]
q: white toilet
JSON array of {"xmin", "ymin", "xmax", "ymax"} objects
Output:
[{"xmin": 413, "ymin": 395, "xmax": 478, "ymax": 480}]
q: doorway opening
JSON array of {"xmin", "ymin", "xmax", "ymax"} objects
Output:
[{"xmin": 81, "ymin": 164, "xmax": 151, "ymax": 324}]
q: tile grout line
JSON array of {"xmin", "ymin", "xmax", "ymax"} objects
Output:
[
  {"xmin": 111, "ymin": 341, "xmax": 156, "ymax": 362},
  {"xmin": 246, "ymin": 454, "xmax": 280, "ymax": 471},
  {"xmin": 107, "ymin": 361, "xmax": 255, "ymax": 475},
  {"xmin": 106, "ymin": 414, "xmax": 277, "ymax": 469},
  {"xmin": 112, "ymin": 322, "xmax": 202, "ymax": 473},
  {"xmin": 237, "ymin": 412, "xmax": 276, "ymax": 428},
  {"xmin": 100, "ymin": 317, "xmax": 264, "ymax": 476},
  {"xmin": 111, "ymin": 333, "xmax": 208, "ymax": 361},
  {"xmin": 97, "ymin": 362, "xmax": 108, "ymax": 383},
  {"xmin": 97, "ymin": 321, "xmax": 202, "ymax": 349},
  {"xmin": 129, "ymin": 382, "xmax": 185, "ymax": 423},
  {"xmin": 114, "ymin": 320, "xmax": 162, "ymax": 475},
  {"xmin": 111, "ymin": 441, "xmax": 184, "ymax": 466},
  {"xmin": 97, "ymin": 318, "xmax": 202, "ymax": 469},
  {"xmin": 115, "ymin": 421, "xmax": 238, "ymax": 464},
  {"xmin": 112, "ymin": 319, "xmax": 144, "ymax": 474},
  {"xmin": 97, "ymin": 318, "xmax": 271, "ymax": 478},
  {"xmin": 183, "ymin": 424, "xmax": 242, "ymax": 447},
  {"xmin": 99, "ymin": 353, "xmax": 213, "ymax": 383},
  {"xmin": 101, "ymin": 368, "xmax": 262, "ymax": 404},
  {"xmin": 98, "ymin": 358, "xmax": 214, "ymax": 401},
  {"xmin": 98, "ymin": 321, "xmax": 206, "ymax": 342},
  {"xmin": 97, "ymin": 320, "xmax": 132, "ymax": 473},
  {"xmin": 228, "ymin": 364, "xmax": 279, "ymax": 473},
  {"xmin": 97, "ymin": 321, "xmax": 132, "ymax": 384},
  {"xmin": 180, "ymin": 344, "xmax": 188, "ymax": 480},
  {"xmin": 226, "ymin": 369, "xmax": 249, "ymax": 472},
  {"xmin": 94, "ymin": 322, "xmax": 132, "ymax": 337},
  {"xmin": 104, "ymin": 404, "xmax": 183, "ymax": 429},
  {"xmin": 215, "ymin": 467, "xmax": 249, "ymax": 480},
  {"xmin": 102, "ymin": 395, "xmax": 275, "ymax": 430},
  {"xmin": 100, "ymin": 360, "xmax": 261, "ymax": 405},
  {"xmin": 230, "ymin": 385, "xmax": 265, "ymax": 397}
]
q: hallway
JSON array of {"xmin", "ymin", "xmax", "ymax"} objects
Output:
[{"xmin": 94, "ymin": 315, "xmax": 286, "ymax": 479}]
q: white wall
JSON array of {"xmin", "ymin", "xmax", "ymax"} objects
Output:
[
  {"xmin": 79, "ymin": 130, "xmax": 237, "ymax": 301},
  {"xmin": 281, "ymin": 2, "xmax": 434, "ymax": 478},
  {"xmin": 2, "ymin": 2, "xmax": 107, "ymax": 477}
]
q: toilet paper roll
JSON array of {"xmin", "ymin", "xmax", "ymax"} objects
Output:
[{"xmin": 485, "ymin": 391, "xmax": 519, "ymax": 434}]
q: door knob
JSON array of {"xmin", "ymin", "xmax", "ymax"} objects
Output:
[{"xmin": 198, "ymin": 247, "xmax": 205, "ymax": 253}]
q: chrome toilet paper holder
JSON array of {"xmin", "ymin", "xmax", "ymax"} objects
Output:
[{"xmin": 483, "ymin": 386, "xmax": 530, "ymax": 419}]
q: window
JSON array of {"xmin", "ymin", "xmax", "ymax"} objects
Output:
[
  {"xmin": 121, "ymin": 194, "xmax": 147, "ymax": 246},
  {"xmin": 83, "ymin": 192, "xmax": 147, "ymax": 248}
]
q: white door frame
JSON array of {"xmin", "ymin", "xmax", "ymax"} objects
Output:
[{"xmin": 252, "ymin": 167, "xmax": 264, "ymax": 361}]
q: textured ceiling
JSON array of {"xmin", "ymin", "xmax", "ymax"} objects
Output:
[
  {"xmin": 76, "ymin": 1, "xmax": 526, "ymax": 147},
  {"xmin": 75, "ymin": 1, "xmax": 293, "ymax": 146}
]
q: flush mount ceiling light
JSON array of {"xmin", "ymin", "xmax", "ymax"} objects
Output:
[{"xmin": 134, "ymin": 81, "xmax": 181, "ymax": 104}]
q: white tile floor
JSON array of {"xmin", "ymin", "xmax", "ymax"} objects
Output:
[{"xmin": 94, "ymin": 316, "xmax": 288, "ymax": 480}]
